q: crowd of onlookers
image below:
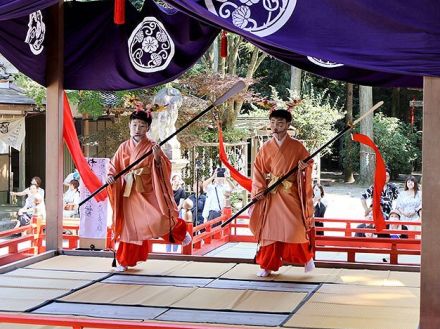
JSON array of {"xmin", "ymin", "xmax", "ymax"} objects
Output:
[
  {"xmin": 314, "ymin": 170, "xmax": 422, "ymax": 242},
  {"xmin": 9, "ymin": 170, "xmax": 81, "ymax": 230}
]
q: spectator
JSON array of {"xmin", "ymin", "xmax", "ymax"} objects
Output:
[
  {"xmin": 16, "ymin": 184, "xmax": 40, "ymax": 227},
  {"xmin": 11, "ymin": 176, "xmax": 45, "ymax": 200},
  {"xmin": 202, "ymin": 168, "xmax": 234, "ymax": 222},
  {"xmin": 388, "ymin": 209, "xmax": 408, "ymax": 239},
  {"xmin": 187, "ymin": 181, "xmax": 206, "ymax": 227},
  {"xmin": 313, "ymin": 183, "xmax": 327, "ymax": 236},
  {"xmin": 171, "ymin": 173, "xmax": 186, "ymax": 211},
  {"xmin": 64, "ymin": 169, "xmax": 80, "ymax": 187},
  {"xmin": 63, "ymin": 179, "xmax": 80, "ymax": 218},
  {"xmin": 360, "ymin": 169, "xmax": 399, "ymax": 218},
  {"xmin": 354, "ymin": 210, "xmax": 375, "ymax": 238},
  {"xmin": 395, "ymin": 175, "xmax": 421, "ymax": 231},
  {"xmin": 181, "ymin": 199, "xmax": 194, "ymax": 223},
  {"xmin": 166, "ymin": 174, "xmax": 187, "ymax": 252}
]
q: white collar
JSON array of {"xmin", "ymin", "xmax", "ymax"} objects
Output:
[{"xmin": 274, "ymin": 134, "xmax": 287, "ymax": 146}]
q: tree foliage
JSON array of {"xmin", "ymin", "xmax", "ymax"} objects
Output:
[
  {"xmin": 13, "ymin": 73, "xmax": 46, "ymax": 109},
  {"xmin": 269, "ymin": 86, "xmax": 344, "ymax": 151},
  {"xmin": 341, "ymin": 113, "xmax": 420, "ymax": 178}
]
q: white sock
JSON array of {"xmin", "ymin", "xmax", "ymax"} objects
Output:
[
  {"xmin": 304, "ymin": 259, "xmax": 315, "ymax": 273},
  {"xmin": 256, "ymin": 269, "xmax": 272, "ymax": 277},
  {"xmin": 115, "ymin": 265, "xmax": 127, "ymax": 272}
]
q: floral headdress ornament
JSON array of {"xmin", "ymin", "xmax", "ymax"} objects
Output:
[
  {"xmin": 286, "ymin": 98, "xmax": 302, "ymax": 112},
  {"xmin": 130, "ymin": 98, "xmax": 168, "ymax": 118}
]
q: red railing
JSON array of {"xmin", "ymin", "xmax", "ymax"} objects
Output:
[
  {"xmin": 0, "ymin": 211, "xmax": 422, "ymax": 266},
  {"xmin": 0, "ymin": 313, "xmax": 240, "ymax": 329},
  {"xmin": 312, "ymin": 217, "xmax": 421, "ymax": 265}
]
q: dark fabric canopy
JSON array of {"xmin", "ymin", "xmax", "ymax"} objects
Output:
[
  {"xmin": 0, "ymin": 0, "xmax": 218, "ymax": 90},
  {"xmin": 0, "ymin": 0, "xmax": 56, "ymax": 21},
  {"xmin": 1, "ymin": 0, "xmax": 440, "ymax": 89},
  {"xmin": 164, "ymin": 0, "xmax": 440, "ymax": 88}
]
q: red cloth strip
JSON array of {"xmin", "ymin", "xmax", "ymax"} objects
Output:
[
  {"xmin": 114, "ymin": 0, "xmax": 125, "ymax": 25},
  {"xmin": 218, "ymin": 124, "xmax": 252, "ymax": 192},
  {"xmin": 352, "ymin": 133, "xmax": 386, "ymax": 231},
  {"xmin": 63, "ymin": 92, "xmax": 107, "ymax": 202}
]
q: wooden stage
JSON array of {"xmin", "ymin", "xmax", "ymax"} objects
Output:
[{"xmin": 0, "ymin": 253, "xmax": 420, "ymax": 329}]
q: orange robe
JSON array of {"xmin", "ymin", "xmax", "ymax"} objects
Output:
[
  {"xmin": 250, "ymin": 136, "xmax": 314, "ymax": 270},
  {"xmin": 108, "ymin": 138, "xmax": 185, "ymax": 267}
]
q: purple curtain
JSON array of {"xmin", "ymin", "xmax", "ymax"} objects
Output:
[
  {"xmin": 0, "ymin": 0, "xmax": 219, "ymax": 90},
  {"xmin": 2, "ymin": 0, "xmax": 440, "ymax": 88},
  {"xmin": 164, "ymin": 0, "xmax": 440, "ymax": 88},
  {"xmin": 0, "ymin": 0, "xmax": 56, "ymax": 21}
]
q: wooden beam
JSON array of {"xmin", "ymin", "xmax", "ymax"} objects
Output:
[
  {"xmin": 420, "ymin": 77, "xmax": 440, "ymax": 328},
  {"xmin": 45, "ymin": 0, "xmax": 64, "ymax": 251}
]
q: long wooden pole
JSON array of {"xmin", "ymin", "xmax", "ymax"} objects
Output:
[
  {"xmin": 80, "ymin": 80, "xmax": 246, "ymax": 206},
  {"xmin": 221, "ymin": 101, "xmax": 384, "ymax": 228}
]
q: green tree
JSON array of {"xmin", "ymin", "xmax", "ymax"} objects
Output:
[
  {"xmin": 270, "ymin": 86, "xmax": 344, "ymax": 151},
  {"xmin": 341, "ymin": 113, "xmax": 420, "ymax": 178}
]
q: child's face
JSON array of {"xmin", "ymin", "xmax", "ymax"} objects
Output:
[
  {"xmin": 129, "ymin": 119, "xmax": 149, "ymax": 141},
  {"xmin": 389, "ymin": 214, "xmax": 400, "ymax": 221}
]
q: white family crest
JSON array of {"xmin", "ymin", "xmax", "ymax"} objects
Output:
[
  {"xmin": 204, "ymin": 0, "xmax": 296, "ymax": 37},
  {"xmin": 25, "ymin": 10, "xmax": 46, "ymax": 55},
  {"xmin": 128, "ymin": 17, "xmax": 175, "ymax": 73},
  {"xmin": 153, "ymin": 0, "xmax": 178, "ymax": 15},
  {"xmin": 307, "ymin": 57, "xmax": 344, "ymax": 68}
]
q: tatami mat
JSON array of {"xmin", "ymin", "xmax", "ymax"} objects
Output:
[
  {"xmin": 103, "ymin": 274, "xmax": 213, "ymax": 287},
  {"xmin": 59, "ymin": 282, "xmax": 306, "ymax": 313},
  {"xmin": 386, "ymin": 271, "xmax": 420, "ymax": 287},
  {"xmin": 313, "ymin": 284, "xmax": 420, "ymax": 307},
  {"xmin": 3, "ymin": 268, "xmax": 106, "ymax": 281},
  {"xmin": 206, "ymin": 278, "xmax": 317, "ymax": 293},
  {"xmin": 156, "ymin": 309, "xmax": 288, "ymax": 326},
  {"xmin": 172, "ymin": 287, "xmax": 307, "ymax": 313},
  {"xmin": 285, "ymin": 302, "xmax": 419, "ymax": 329},
  {"xmin": 220, "ymin": 263, "xmax": 342, "ymax": 283},
  {"xmin": 124, "ymin": 260, "xmax": 236, "ymax": 278},
  {"xmin": 37, "ymin": 302, "xmax": 167, "ymax": 320},
  {"xmin": 60, "ymin": 283, "xmax": 196, "ymax": 307},
  {"xmin": 26, "ymin": 255, "xmax": 113, "ymax": 272},
  {"xmin": 0, "ymin": 287, "xmax": 68, "ymax": 312},
  {"xmin": 0, "ymin": 276, "xmax": 90, "ymax": 290}
]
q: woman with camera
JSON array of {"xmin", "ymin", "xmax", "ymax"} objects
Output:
[{"xmin": 202, "ymin": 168, "xmax": 234, "ymax": 222}]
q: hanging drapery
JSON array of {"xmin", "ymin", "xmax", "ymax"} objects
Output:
[
  {"xmin": 218, "ymin": 124, "xmax": 252, "ymax": 192},
  {"xmin": 352, "ymin": 133, "xmax": 386, "ymax": 231},
  {"xmin": 1, "ymin": 0, "xmax": 440, "ymax": 88},
  {"xmin": 63, "ymin": 92, "xmax": 107, "ymax": 202},
  {"xmin": 0, "ymin": 0, "xmax": 219, "ymax": 90}
]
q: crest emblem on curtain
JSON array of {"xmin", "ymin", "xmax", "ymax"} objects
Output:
[
  {"xmin": 153, "ymin": 0, "xmax": 178, "ymax": 15},
  {"xmin": 204, "ymin": 0, "xmax": 297, "ymax": 37},
  {"xmin": 307, "ymin": 57, "xmax": 344, "ymax": 68},
  {"xmin": 24, "ymin": 10, "xmax": 45, "ymax": 55},
  {"xmin": 128, "ymin": 17, "xmax": 175, "ymax": 73}
]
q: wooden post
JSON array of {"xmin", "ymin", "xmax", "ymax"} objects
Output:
[
  {"xmin": 45, "ymin": 0, "xmax": 64, "ymax": 251},
  {"xmin": 420, "ymin": 77, "xmax": 440, "ymax": 329}
]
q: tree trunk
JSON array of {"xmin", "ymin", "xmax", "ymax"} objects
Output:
[
  {"xmin": 290, "ymin": 66, "xmax": 302, "ymax": 96},
  {"xmin": 391, "ymin": 87, "xmax": 400, "ymax": 118},
  {"xmin": 359, "ymin": 85, "xmax": 375, "ymax": 185},
  {"xmin": 223, "ymin": 47, "xmax": 267, "ymax": 128},
  {"xmin": 343, "ymin": 83, "xmax": 355, "ymax": 183}
]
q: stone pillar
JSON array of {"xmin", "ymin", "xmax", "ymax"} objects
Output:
[{"xmin": 150, "ymin": 87, "xmax": 188, "ymax": 174}]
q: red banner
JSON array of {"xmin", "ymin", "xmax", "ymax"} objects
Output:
[
  {"xmin": 352, "ymin": 133, "xmax": 386, "ymax": 231},
  {"xmin": 218, "ymin": 125, "xmax": 252, "ymax": 192},
  {"xmin": 63, "ymin": 92, "xmax": 107, "ymax": 202}
]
